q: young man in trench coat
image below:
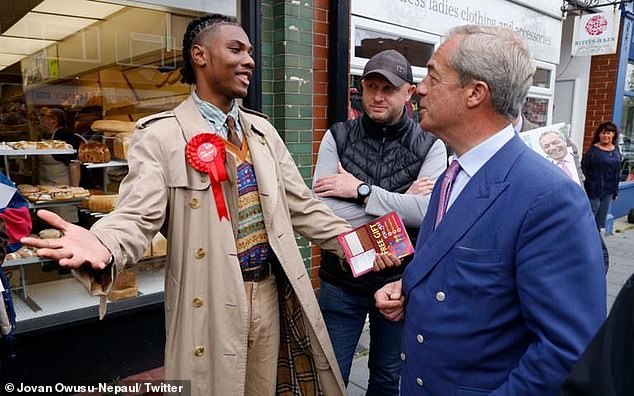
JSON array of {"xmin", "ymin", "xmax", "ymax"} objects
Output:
[{"xmin": 23, "ymin": 14, "xmax": 352, "ymax": 396}]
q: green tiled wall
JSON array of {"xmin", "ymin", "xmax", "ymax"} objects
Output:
[{"xmin": 261, "ymin": 0, "xmax": 316, "ymax": 264}]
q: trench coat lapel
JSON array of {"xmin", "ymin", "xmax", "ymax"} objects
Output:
[
  {"xmin": 404, "ymin": 137, "xmax": 528, "ymax": 290},
  {"xmin": 172, "ymin": 96, "xmax": 212, "ymax": 143},
  {"xmin": 173, "ymin": 96, "xmax": 238, "ymax": 222}
]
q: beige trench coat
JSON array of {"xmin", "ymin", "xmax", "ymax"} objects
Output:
[{"xmin": 75, "ymin": 97, "xmax": 351, "ymax": 395}]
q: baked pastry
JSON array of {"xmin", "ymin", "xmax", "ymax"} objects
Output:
[
  {"xmin": 12, "ymin": 141, "xmax": 37, "ymax": 150},
  {"xmin": 79, "ymin": 141, "xmax": 111, "ymax": 164},
  {"xmin": 25, "ymin": 193, "xmax": 40, "ymax": 203},
  {"xmin": 36, "ymin": 141, "xmax": 53, "ymax": 149},
  {"xmin": 70, "ymin": 187, "xmax": 90, "ymax": 198},
  {"xmin": 5, "ymin": 252, "xmax": 21, "ymax": 261},
  {"xmin": 39, "ymin": 228, "xmax": 63, "ymax": 239},
  {"xmin": 18, "ymin": 184, "xmax": 38, "ymax": 194},
  {"xmin": 17, "ymin": 247, "xmax": 38, "ymax": 258},
  {"xmin": 35, "ymin": 185, "xmax": 54, "ymax": 192},
  {"xmin": 50, "ymin": 189, "xmax": 74, "ymax": 200},
  {"xmin": 49, "ymin": 140, "xmax": 72, "ymax": 149}
]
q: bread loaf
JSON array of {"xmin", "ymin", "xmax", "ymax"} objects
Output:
[
  {"xmin": 114, "ymin": 270, "xmax": 137, "ymax": 289},
  {"xmin": 87, "ymin": 194, "xmax": 118, "ymax": 212},
  {"xmin": 113, "ymin": 133, "xmax": 133, "ymax": 160},
  {"xmin": 107, "ymin": 287, "xmax": 138, "ymax": 301},
  {"xmin": 107, "ymin": 270, "xmax": 138, "ymax": 301},
  {"xmin": 79, "ymin": 141, "xmax": 111, "ymax": 164},
  {"xmin": 151, "ymin": 232, "xmax": 167, "ymax": 256},
  {"xmin": 91, "ymin": 120, "xmax": 135, "ymax": 134}
]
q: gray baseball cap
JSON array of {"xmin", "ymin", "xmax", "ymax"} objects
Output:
[{"xmin": 362, "ymin": 49, "xmax": 413, "ymax": 86}]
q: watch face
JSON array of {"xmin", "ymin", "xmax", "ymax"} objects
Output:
[{"xmin": 358, "ymin": 183, "xmax": 371, "ymax": 196}]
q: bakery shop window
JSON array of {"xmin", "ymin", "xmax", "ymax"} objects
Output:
[
  {"xmin": 0, "ymin": 6, "xmax": 194, "ymax": 187},
  {"xmin": 0, "ymin": 2, "xmax": 190, "ymax": 329}
]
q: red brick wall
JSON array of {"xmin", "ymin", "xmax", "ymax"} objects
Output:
[
  {"xmin": 311, "ymin": 0, "xmax": 330, "ymax": 290},
  {"xmin": 583, "ymin": 20, "xmax": 623, "ymax": 151},
  {"xmin": 584, "ymin": 54, "xmax": 619, "ymax": 150}
]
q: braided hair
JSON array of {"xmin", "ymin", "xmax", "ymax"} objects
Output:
[{"xmin": 180, "ymin": 14, "xmax": 242, "ymax": 85}]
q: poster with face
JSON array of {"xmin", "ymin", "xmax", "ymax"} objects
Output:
[{"xmin": 519, "ymin": 122, "xmax": 581, "ymax": 185}]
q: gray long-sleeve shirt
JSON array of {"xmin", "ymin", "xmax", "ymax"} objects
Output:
[{"xmin": 312, "ymin": 130, "xmax": 448, "ymax": 228}]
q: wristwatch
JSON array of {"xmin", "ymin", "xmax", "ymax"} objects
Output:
[{"xmin": 356, "ymin": 183, "xmax": 371, "ymax": 203}]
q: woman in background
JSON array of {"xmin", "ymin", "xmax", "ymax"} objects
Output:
[
  {"xmin": 582, "ymin": 122, "xmax": 623, "ymax": 232},
  {"xmin": 38, "ymin": 107, "xmax": 82, "ymax": 222}
]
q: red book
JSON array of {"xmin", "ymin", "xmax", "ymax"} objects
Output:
[{"xmin": 337, "ymin": 211, "xmax": 414, "ymax": 278}]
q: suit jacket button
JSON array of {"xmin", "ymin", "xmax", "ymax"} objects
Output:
[
  {"xmin": 195, "ymin": 248, "xmax": 206, "ymax": 259},
  {"xmin": 400, "ymin": 352, "xmax": 406, "ymax": 361},
  {"xmin": 194, "ymin": 346, "xmax": 204, "ymax": 357},
  {"xmin": 189, "ymin": 198, "xmax": 200, "ymax": 209},
  {"xmin": 416, "ymin": 377, "xmax": 424, "ymax": 387},
  {"xmin": 435, "ymin": 291, "xmax": 446, "ymax": 302},
  {"xmin": 416, "ymin": 334, "xmax": 424, "ymax": 344}
]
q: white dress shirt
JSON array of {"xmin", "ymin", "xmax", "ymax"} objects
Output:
[{"xmin": 447, "ymin": 124, "xmax": 515, "ymax": 209}]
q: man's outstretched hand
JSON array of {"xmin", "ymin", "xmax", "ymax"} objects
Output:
[{"xmin": 21, "ymin": 210, "xmax": 112, "ymax": 270}]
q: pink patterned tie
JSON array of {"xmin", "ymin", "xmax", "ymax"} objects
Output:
[
  {"xmin": 557, "ymin": 160, "xmax": 572, "ymax": 178},
  {"xmin": 434, "ymin": 160, "xmax": 461, "ymax": 229}
]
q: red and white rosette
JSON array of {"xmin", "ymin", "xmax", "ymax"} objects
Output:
[{"xmin": 185, "ymin": 133, "xmax": 229, "ymax": 221}]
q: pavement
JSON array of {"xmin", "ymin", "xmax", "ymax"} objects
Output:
[{"xmin": 346, "ymin": 216, "xmax": 634, "ymax": 395}]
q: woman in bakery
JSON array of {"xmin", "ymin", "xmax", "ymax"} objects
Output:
[{"xmin": 38, "ymin": 107, "xmax": 82, "ymax": 222}]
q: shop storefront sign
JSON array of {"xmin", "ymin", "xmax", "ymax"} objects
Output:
[
  {"xmin": 105, "ymin": 0, "xmax": 236, "ymax": 15},
  {"xmin": 572, "ymin": 10, "xmax": 621, "ymax": 56},
  {"xmin": 352, "ymin": 0, "xmax": 562, "ymax": 64}
]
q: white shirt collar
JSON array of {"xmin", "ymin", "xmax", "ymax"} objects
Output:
[{"xmin": 452, "ymin": 124, "xmax": 515, "ymax": 178}]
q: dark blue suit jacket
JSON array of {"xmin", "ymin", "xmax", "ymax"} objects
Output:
[{"xmin": 401, "ymin": 136, "xmax": 606, "ymax": 395}]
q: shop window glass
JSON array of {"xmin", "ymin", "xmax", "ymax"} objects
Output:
[
  {"xmin": 533, "ymin": 68, "xmax": 551, "ymax": 89},
  {"xmin": 625, "ymin": 62, "xmax": 634, "ymax": 93},
  {"xmin": 354, "ymin": 27, "xmax": 434, "ymax": 68},
  {"xmin": 0, "ymin": 2, "xmax": 198, "ymax": 328},
  {"xmin": 620, "ymin": 96, "xmax": 634, "ymax": 181},
  {"xmin": 522, "ymin": 97, "xmax": 549, "ymax": 128},
  {"xmin": 0, "ymin": 7, "xmax": 192, "ymax": 148}
]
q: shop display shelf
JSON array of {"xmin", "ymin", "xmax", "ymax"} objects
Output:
[
  {"xmin": 28, "ymin": 198, "xmax": 87, "ymax": 209},
  {"xmin": 3, "ymin": 255, "xmax": 166, "ymax": 322},
  {"xmin": 3, "ymin": 256, "xmax": 52, "ymax": 269},
  {"xmin": 79, "ymin": 208, "xmax": 108, "ymax": 218},
  {"xmin": 0, "ymin": 149, "xmax": 76, "ymax": 179},
  {"xmin": 0, "ymin": 149, "xmax": 75, "ymax": 156},
  {"xmin": 12, "ymin": 265, "xmax": 165, "ymax": 333},
  {"xmin": 83, "ymin": 160, "xmax": 128, "ymax": 168}
]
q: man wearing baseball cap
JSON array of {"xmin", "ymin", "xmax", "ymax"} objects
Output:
[{"xmin": 312, "ymin": 49, "xmax": 447, "ymax": 393}]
